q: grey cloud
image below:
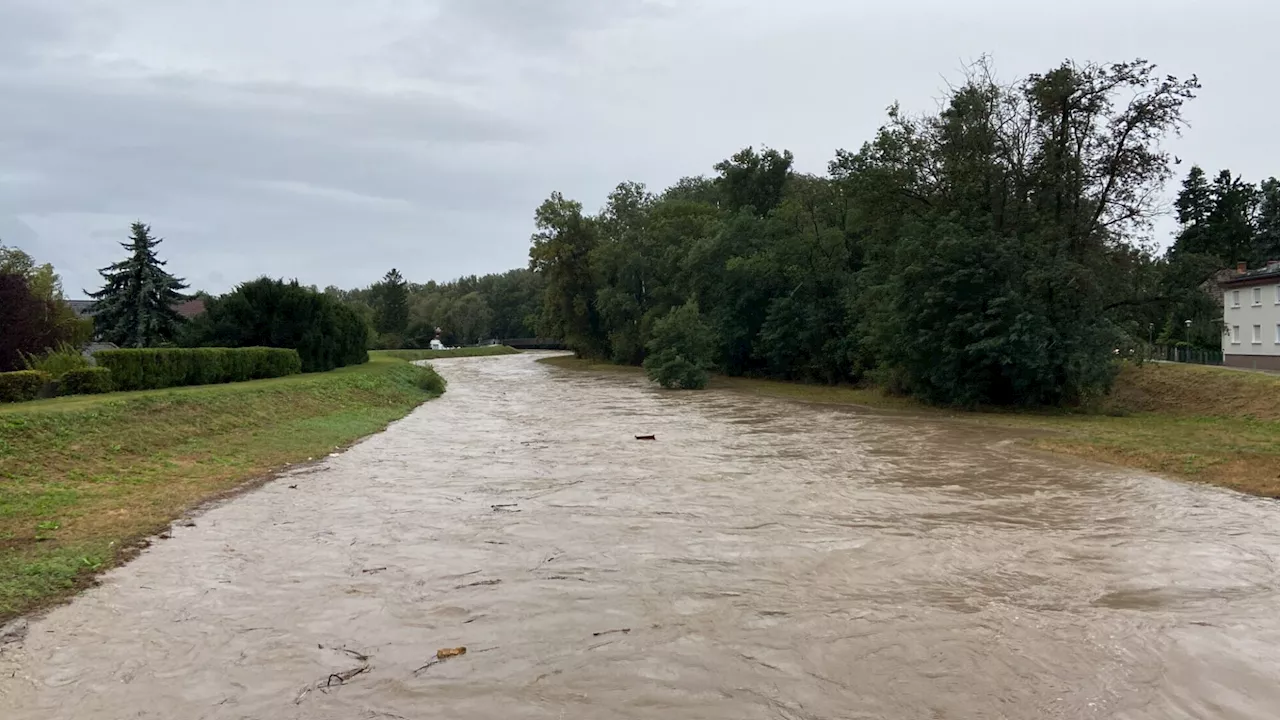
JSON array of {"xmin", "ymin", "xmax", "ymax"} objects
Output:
[
  {"xmin": 431, "ymin": 0, "xmax": 663, "ymax": 47},
  {"xmin": 0, "ymin": 63, "xmax": 545, "ymax": 290},
  {"xmin": 6, "ymin": 89, "xmax": 525, "ymax": 208},
  {"xmin": 387, "ymin": 0, "xmax": 667, "ymax": 81},
  {"xmin": 1, "ymin": 0, "xmax": 1277, "ymax": 295},
  {"xmin": 0, "ymin": 3, "xmax": 69, "ymax": 62}
]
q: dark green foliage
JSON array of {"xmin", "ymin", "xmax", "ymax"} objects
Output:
[
  {"xmin": 184, "ymin": 278, "xmax": 369, "ymax": 372},
  {"xmin": 529, "ymin": 193, "xmax": 609, "ymax": 357},
  {"xmin": 372, "ymin": 268, "xmax": 410, "ymax": 340},
  {"xmin": 22, "ymin": 343, "xmax": 89, "ymax": 379},
  {"xmin": 530, "ymin": 58, "xmax": 1203, "ymax": 407},
  {"xmin": 59, "ymin": 367, "xmax": 114, "ymax": 396},
  {"xmin": 851, "ymin": 60, "xmax": 1198, "ymax": 405},
  {"xmin": 643, "ymin": 302, "xmax": 715, "ymax": 390},
  {"xmin": 1, "ymin": 274, "xmax": 65, "ymax": 372},
  {"xmin": 1169, "ymin": 166, "xmax": 1280, "ymax": 268},
  {"xmin": 1256, "ymin": 179, "xmax": 1280, "ymax": 261},
  {"xmin": 713, "ymin": 146, "xmax": 794, "ymax": 216},
  {"xmin": 87, "ymin": 222, "xmax": 189, "ymax": 348},
  {"xmin": 94, "ymin": 347, "xmax": 301, "ymax": 391},
  {"xmin": 1, "ymin": 244, "xmax": 91, "ymax": 371},
  {"xmin": 332, "ymin": 268, "xmax": 542, "ymax": 349},
  {"xmin": 0, "ymin": 371, "xmax": 50, "ymax": 403},
  {"xmin": 412, "ymin": 364, "xmax": 447, "ymax": 395}
]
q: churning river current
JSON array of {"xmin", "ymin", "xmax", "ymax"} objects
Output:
[{"xmin": 2, "ymin": 352, "xmax": 1278, "ymax": 719}]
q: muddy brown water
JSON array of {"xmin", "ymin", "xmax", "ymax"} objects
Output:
[{"xmin": 2, "ymin": 352, "xmax": 1279, "ymax": 719}]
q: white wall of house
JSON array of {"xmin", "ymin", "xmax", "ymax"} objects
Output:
[{"xmin": 1223, "ymin": 282, "xmax": 1280, "ymax": 359}]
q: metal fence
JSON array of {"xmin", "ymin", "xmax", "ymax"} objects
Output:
[{"xmin": 1143, "ymin": 344, "xmax": 1224, "ymax": 366}]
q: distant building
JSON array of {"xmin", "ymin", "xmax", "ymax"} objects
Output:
[{"xmin": 1220, "ymin": 261, "xmax": 1280, "ymax": 370}]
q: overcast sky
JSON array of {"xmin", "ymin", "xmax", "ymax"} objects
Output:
[{"xmin": 2, "ymin": 0, "xmax": 1276, "ymax": 296}]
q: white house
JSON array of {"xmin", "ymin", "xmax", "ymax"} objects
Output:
[{"xmin": 1221, "ymin": 261, "xmax": 1280, "ymax": 371}]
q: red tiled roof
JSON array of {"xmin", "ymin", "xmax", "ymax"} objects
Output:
[
  {"xmin": 67, "ymin": 298, "xmax": 208, "ymax": 318},
  {"xmin": 173, "ymin": 299, "xmax": 206, "ymax": 318}
]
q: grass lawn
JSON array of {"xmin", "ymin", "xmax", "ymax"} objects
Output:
[
  {"xmin": 372, "ymin": 346, "xmax": 520, "ymax": 362},
  {"xmin": 0, "ymin": 355, "xmax": 455, "ymax": 623},
  {"xmin": 540, "ymin": 356, "xmax": 1280, "ymax": 499}
]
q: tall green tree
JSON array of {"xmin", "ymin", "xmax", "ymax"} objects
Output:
[
  {"xmin": 592, "ymin": 182, "xmax": 658, "ymax": 364},
  {"xmin": 1253, "ymin": 178, "xmax": 1280, "ymax": 262},
  {"xmin": 1170, "ymin": 167, "xmax": 1259, "ymax": 264},
  {"xmin": 1173, "ymin": 166, "xmax": 1213, "ymax": 247},
  {"xmin": 714, "ymin": 146, "xmax": 794, "ymax": 216},
  {"xmin": 183, "ymin": 278, "xmax": 368, "ymax": 372},
  {"xmin": 855, "ymin": 59, "xmax": 1198, "ymax": 405},
  {"xmin": 448, "ymin": 292, "xmax": 494, "ymax": 345},
  {"xmin": 529, "ymin": 192, "xmax": 608, "ymax": 357},
  {"xmin": 87, "ymin": 222, "xmax": 189, "ymax": 348},
  {"xmin": 372, "ymin": 267, "xmax": 410, "ymax": 344}
]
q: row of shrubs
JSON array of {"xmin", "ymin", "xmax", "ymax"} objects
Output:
[
  {"xmin": 95, "ymin": 347, "xmax": 302, "ymax": 391},
  {"xmin": 0, "ymin": 367, "xmax": 113, "ymax": 403},
  {"xmin": 0, "ymin": 347, "xmax": 303, "ymax": 402}
]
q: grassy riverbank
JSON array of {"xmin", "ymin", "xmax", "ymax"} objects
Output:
[
  {"xmin": 0, "ymin": 356, "xmax": 450, "ymax": 623},
  {"xmin": 540, "ymin": 356, "xmax": 1280, "ymax": 499},
  {"xmin": 373, "ymin": 346, "xmax": 520, "ymax": 362}
]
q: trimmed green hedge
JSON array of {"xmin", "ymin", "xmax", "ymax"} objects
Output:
[
  {"xmin": 93, "ymin": 347, "xmax": 302, "ymax": 391},
  {"xmin": 59, "ymin": 367, "xmax": 114, "ymax": 396},
  {"xmin": 0, "ymin": 370, "xmax": 50, "ymax": 403}
]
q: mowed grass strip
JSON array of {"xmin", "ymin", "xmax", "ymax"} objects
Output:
[
  {"xmin": 0, "ymin": 356, "xmax": 448, "ymax": 622},
  {"xmin": 540, "ymin": 355, "xmax": 1280, "ymax": 498},
  {"xmin": 373, "ymin": 346, "xmax": 520, "ymax": 362}
]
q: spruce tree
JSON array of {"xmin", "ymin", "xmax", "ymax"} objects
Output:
[
  {"xmin": 88, "ymin": 222, "xmax": 189, "ymax": 347},
  {"xmin": 373, "ymin": 268, "xmax": 409, "ymax": 336}
]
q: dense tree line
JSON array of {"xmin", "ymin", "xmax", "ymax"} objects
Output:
[
  {"xmin": 528, "ymin": 59, "xmax": 1210, "ymax": 406},
  {"xmin": 181, "ymin": 278, "xmax": 368, "ymax": 372},
  {"xmin": 330, "ymin": 268, "xmax": 545, "ymax": 349},
  {"xmin": 5, "ymin": 57, "xmax": 1262, "ymax": 407}
]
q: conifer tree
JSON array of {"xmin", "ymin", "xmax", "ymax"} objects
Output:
[{"xmin": 88, "ymin": 222, "xmax": 189, "ymax": 347}]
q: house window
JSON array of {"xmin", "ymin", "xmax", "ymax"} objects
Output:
[
  {"xmin": 1232, "ymin": 325, "xmax": 1240, "ymax": 344},
  {"xmin": 1275, "ymin": 284, "xmax": 1280, "ymax": 304},
  {"xmin": 1276, "ymin": 324, "xmax": 1280, "ymax": 344},
  {"xmin": 1254, "ymin": 287, "xmax": 1263, "ymax": 306},
  {"xmin": 1253, "ymin": 325, "xmax": 1262, "ymax": 344},
  {"xmin": 1232, "ymin": 290, "xmax": 1240, "ymax": 308}
]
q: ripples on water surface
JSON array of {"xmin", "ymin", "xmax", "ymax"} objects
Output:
[{"xmin": 2, "ymin": 353, "xmax": 1278, "ymax": 719}]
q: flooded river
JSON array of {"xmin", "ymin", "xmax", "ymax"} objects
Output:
[{"xmin": 2, "ymin": 353, "xmax": 1279, "ymax": 719}]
